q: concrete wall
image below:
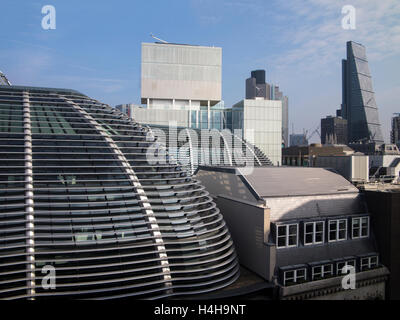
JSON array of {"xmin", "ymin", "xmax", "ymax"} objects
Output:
[
  {"xmin": 315, "ymin": 155, "xmax": 369, "ymax": 183},
  {"xmin": 216, "ymin": 195, "xmax": 275, "ymax": 281},
  {"xmin": 131, "ymin": 107, "xmax": 190, "ymax": 127},
  {"xmin": 141, "ymin": 43, "xmax": 222, "ymax": 102},
  {"xmin": 310, "ymin": 282, "xmax": 385, "ymax": 300},
  {"xmin": 280, "ymin": 267, "xmax": 389, "ymax": 300}
]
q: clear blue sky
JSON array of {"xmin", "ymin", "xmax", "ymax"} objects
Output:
[{"xmin": 1, "ymin": 0, "xmax": 399, "ymax": 142}]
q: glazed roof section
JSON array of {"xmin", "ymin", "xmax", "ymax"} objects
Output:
[{"xmin": 0, "ymin": 84, "xmax": 85, "ymax": 96}]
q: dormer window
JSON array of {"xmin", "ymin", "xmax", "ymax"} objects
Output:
[
  {"xmin": 282, "ymin": 267, "xmax": 307, "ymax": 286},
  {"xmin": 351, "ymin": 217, "xmax": 369, "ymax": 239},
  {"xmin": 336, "ymin": 259, "xmax": 356, "ymax": 275},
  {"xmin": 328, "ymin": 219, "xmax": 347, "ymax": 242},
  {"xmin": 360, "ymin": 255, "xmax": 379, "ymax": 271},
  {"xmin": 304, "ymin": 221, "xmax": 324, "ymax": 245},
  {"xmin": 311, "ymin": 263, "xmax": 333, "ymax": 280},
  {"xmin": 276, "ymin": 223, "xmax": 298, "ymax": 248}
]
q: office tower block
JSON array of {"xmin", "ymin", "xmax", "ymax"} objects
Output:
[
  {"xmin": 245, "ymin": 70, "xmax": 270, "ymax": 100},
  {"xmin": 341, "ymin": 41, "xmax": 383, "ymax": 144},
  {"xmin": 141, "ymin": 42, "xmax": 222, "ymax": 110},
  {"xmin": 391, "ymin": 114, "xmax": 400, "ymax": 147},
  {"xmin": 321, "ymin": 116, "xmax": 348, "ymax": 145}
]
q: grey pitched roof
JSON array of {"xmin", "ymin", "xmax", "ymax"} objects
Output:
[{"xmin": 237, "ymin": 167, "xmax": 358, "ymax": 198}]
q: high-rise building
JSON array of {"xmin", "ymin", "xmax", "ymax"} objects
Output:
[
  {"xmin": 231, "ymin": 99, "xmax": 282, "ymax": 166},
  {"xmin": 391, "ymin": 114, "xmax": 400, "ymax": 147},
  {"xmin": 141, "ymin": 42, "xmax": 221, "ymax": 111},
  {"xmin": 271, "ymin": 85, "xmax": 289, "ymax": 148},
  {"xmin": 321, "ymin": 116, "xmax": 348, "ymax": 145},
  {"xmin": 245, "ymin": 70, "xmax": 289, "ymax": 148},
  {"xmin": 246, "ymin": 70, "xmax": 270, "ymax": 100},
  {"xmin": 124, "ymin": 48, "xmax": 283, "ymax": 166},
  {"xmin": 341, "ymin": 41, "xmax": 383, "ymax": 144}
]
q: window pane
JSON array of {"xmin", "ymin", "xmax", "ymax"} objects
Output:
[
  {"xmin": 329, "ymin": 221, "xmax": 337, "ymax": 231},
  {"xmin": 305, "ymin": 234, "xmax": 313, "ymax": 244},
  {"xmin": 289, "ymin": 224, "xmax": 297, "ymax": 234},
  {"xmin": 277, "ymin": 236, "xmax": 286, "ymax": 247},
  {"xmin": 288, "ymin": 235, "xmax": 297, "ymax": 246},
  {"xmin": 324, "ymin": 265, "xmax": 333, "ymax": 276},
  {"xmin": 297, "ymin": 269, "xmax": 305, "ymax": 277},
  {"xmin": 305, "ymin": 223, "xmax": 313, "ymax": 233},
  {"xmin": 361, "ymin": 258, "xmax": 369, "ymax": 270},
  {"xmin": 361, "ymin": 218, "xmax": 369, "ymax": 236},
  {"xmin": 315, "ymin": 232, "xmax": 323, "ymax": 243},
  {"xmin": 313, "ymin": 266, "xmax": 322, "ymax": 274},
  {"xmin": 278, "ymin": 225, "xmax": 287, "ymax": 236},
  {"xmin": 316, "ymin": 222, "xmax": 324, "ymax": 232}
]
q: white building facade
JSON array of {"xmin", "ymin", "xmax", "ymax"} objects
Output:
[{"xmin": 232, "ymin": 99, "xmax": 282, "ymax": 166}]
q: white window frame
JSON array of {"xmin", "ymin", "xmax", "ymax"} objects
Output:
[
  {"xmin": 328, "ymin": 219, "xmax": 347, "ymax": 242},
  {"xmin": 283, "ymin": 268, "xmax": 307, "ymax": 286},
  {"xmin": 351, "ymin": 217, "xmax": 369, "ymax": 239},
  {"xmin": 336, "ymin": 259, "xmax": 356, "ymax": 274},
  {"xmin": 311, "ymin": 264, "xmax": 333, "ymax": 280},
  {"xmin": 304, "ymin": 221, "xmax": 325, "ymax": 245},
  {"xmin": 276, "ymin": 223, "xmax": 299, "ymax": 248},
  {"xmin": 360, "ymin": 256, "xmax": 379, "ymax": 271}
]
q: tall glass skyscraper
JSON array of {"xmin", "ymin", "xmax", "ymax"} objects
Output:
[{"xmin": 341, "ymin": 41, "xmax": 383, "ymax": 144}]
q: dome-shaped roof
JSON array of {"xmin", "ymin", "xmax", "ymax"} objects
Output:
[
  {"xmin": 0, "ymin": 86, "xmax": 239, "ymax": 299},
  {"xmin": 145, "ymin": 124, "xmax": 273, "ymax": 175}
]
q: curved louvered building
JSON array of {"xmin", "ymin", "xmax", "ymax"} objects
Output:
[
  {"xmin": 0, "ymin": 85, "xmax": 239, "ymax": 300},
  {"xmin": 145, "ymin": 125, "xmax": 273, "ymax": 175}
]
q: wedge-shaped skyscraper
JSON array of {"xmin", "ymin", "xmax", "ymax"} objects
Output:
[{"xmin": 341, "ymin": 41, "xmax": 383, "ymax": 144}]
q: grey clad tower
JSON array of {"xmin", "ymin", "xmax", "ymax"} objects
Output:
[{"xmin": 341, "ymin": 41, "xmax": 383, "ymax": 144}]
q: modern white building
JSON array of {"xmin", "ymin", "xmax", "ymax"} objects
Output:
[
  {"xmin": 116, "ymin": 41, "xmax": 283, "ymax": 166},
  {"xmin": 232, "ymin": 99, "xmax": 282, "ymax": 166},
  {"xmin": 141, "ymin": 42, "xmax": 222, "ymax": 110}
]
